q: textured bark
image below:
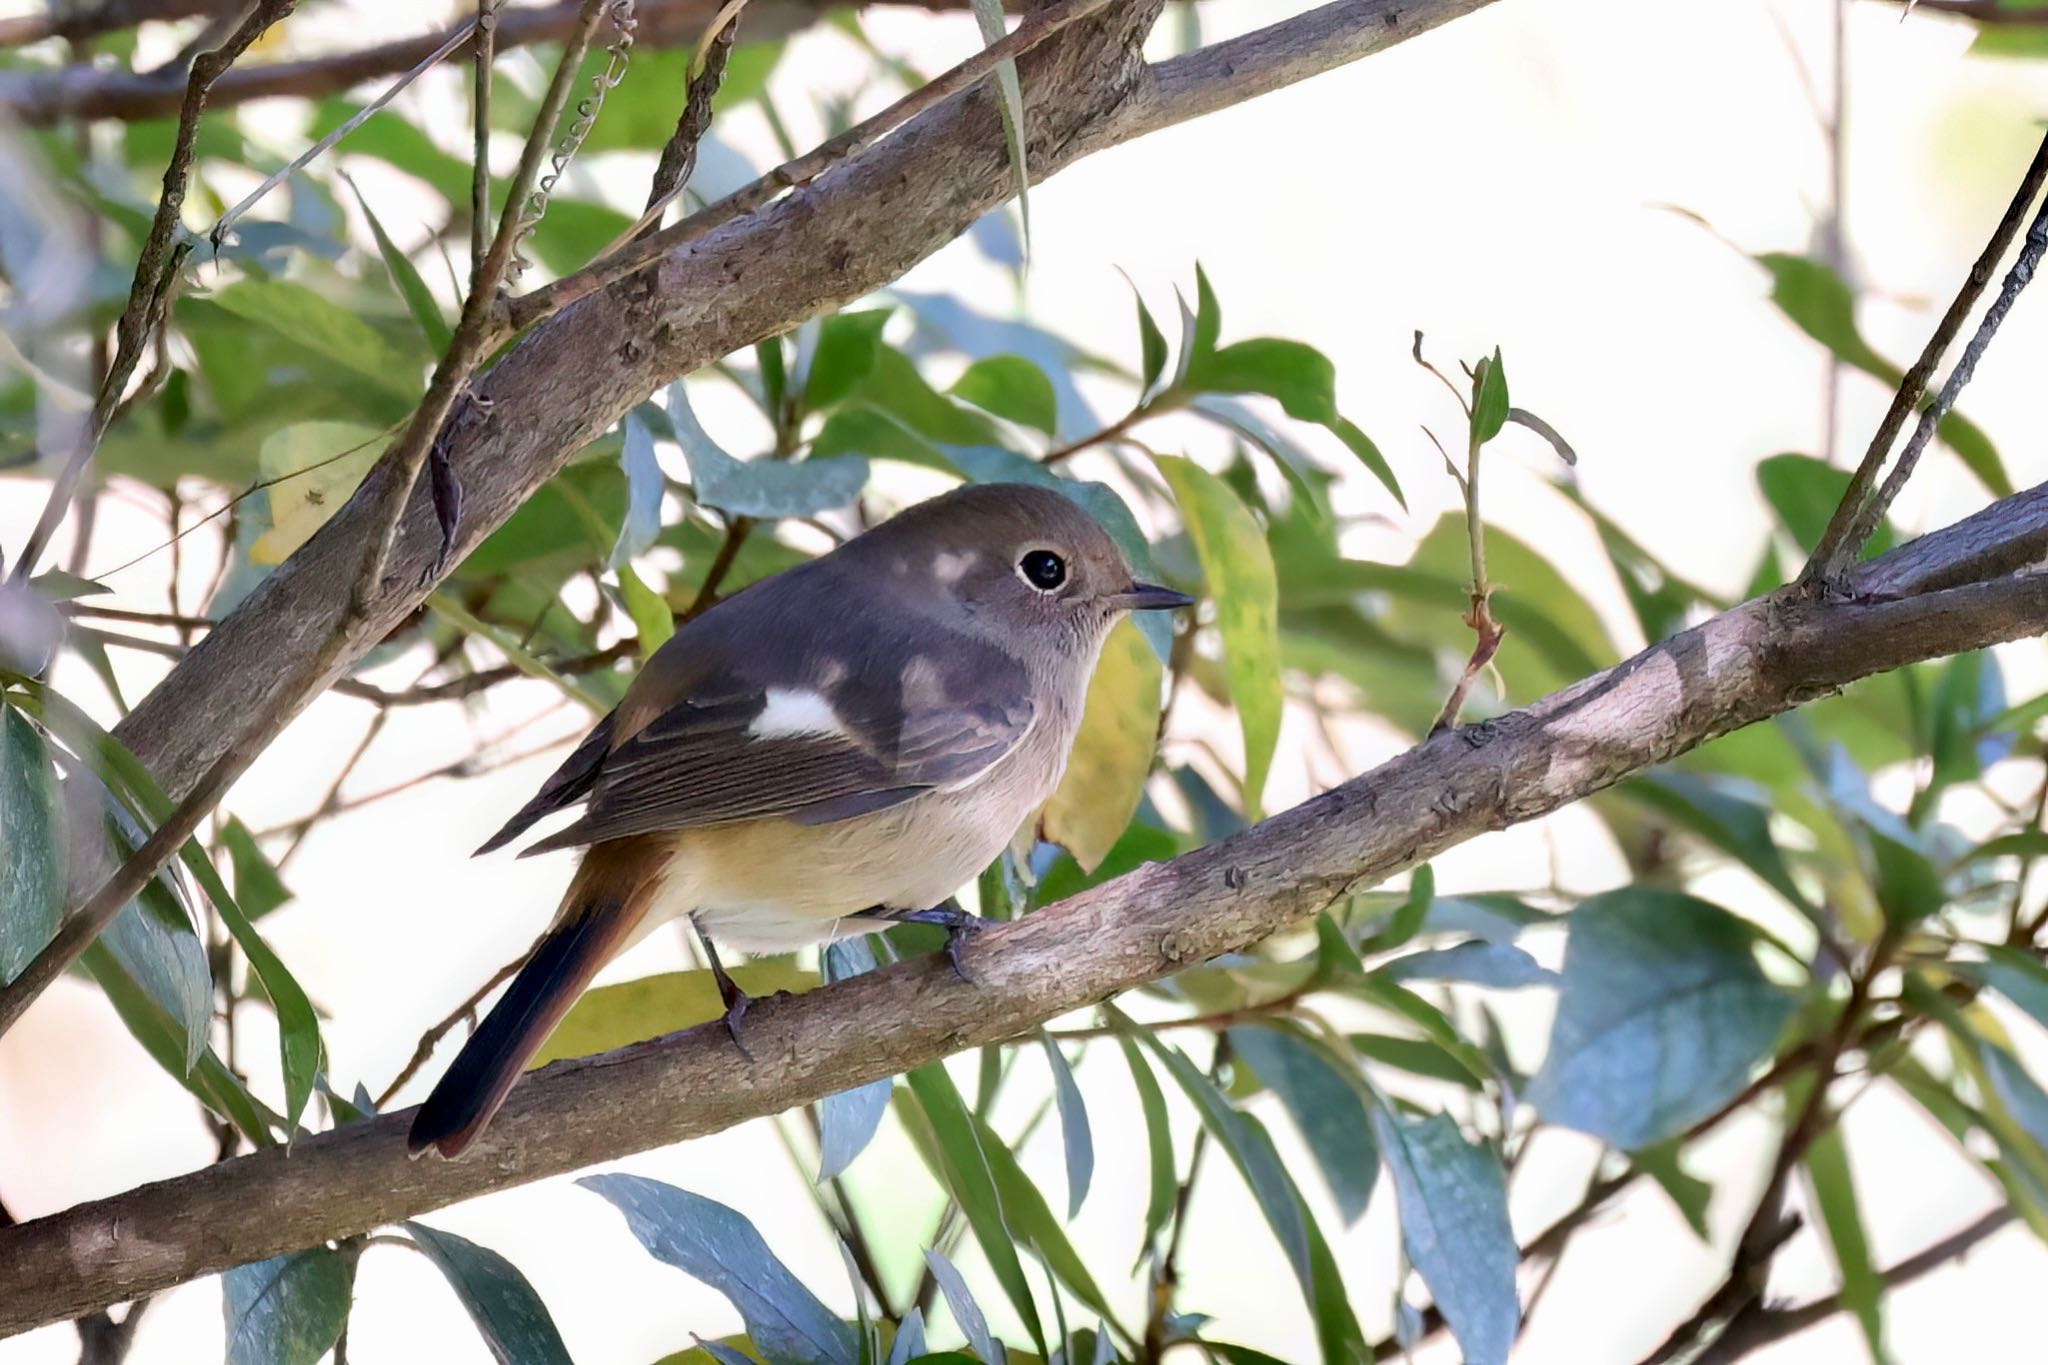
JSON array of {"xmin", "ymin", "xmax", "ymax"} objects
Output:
[{"xmin": 3, "ymin": 487, "xmax": 2046, "ymax": 1335}]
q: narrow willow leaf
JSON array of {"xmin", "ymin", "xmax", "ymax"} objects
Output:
[
  {"xmin": 426, "ymin": 595, "xmax": 610, "ymax": 712},
  {"xmin": 1382, "ymin": 942, "xmax": 1557, "ymax": 990},
  {"xmin": 1953, "ymin": 947, "xmax": 2048, "ymax": 1032},
  {"xmin": 1373, "ymin": 1111, "xmax": 1517, "ymax": 1365},
  {"xmin": 1143, "ymin": 1038, "xmax": 1365, "ymax": 1357},
  {"xmin": 1188, "ymin": 395, "xmax": 1332, "ymax": 526},
  {"xmin": 1041, "ymin": 619, "xmax": 1160, "ymax": 873},
  {"xmin": 1367, "ymin": 864, "xmax": 1434, "ymax": 951},
  {"xmin": 1127, "ymin": 278, "xmax": 1168, "ymax": 395},
  {"xmin": 344, "ymin": 175, "xmax": 453, "ymax": 351},
  {"xmin": 925, "ymin": 1248, "xmax": 1004, "ymax": 1365},
  {"xmin": 1154, "ymin": 457, "xmax": 1280, "ymax": 812},
  {"xmin": 1192, "ymin": 264, "xmax": 1221, "ymax": 359},
  {"xmin": 671, "ymin": 382, "xmax": 869, "ymax": 519},
  {"xmin": 1115, "ymin": 1033, "xmax": 1177, "ymax": 1259},
  {"xmin": 407, "ymin": 1222, "xmax": 575, "ymax": 1365},
  {"xmin": 904, "ymin": 1063, "xmax": 1046, "ymax": 1354},
  {"xmin": 1039, "ymin": 1033, "xmax": 1095, "ymax": 1218},
  {"xmin": 886, "ymin": 1308, "xmax": 928, "ymax": 1365},
  {"xmin": 1630, "ymin": 1140, "xmax": 1714, "ymax": 1241},
  {"xmin": 1529, "ymin": 887, "xmax": 1797, "ymax": 1148},
  {"xmin": 611, "ymin": 409, "xmax": 665, "ymax": 569},
  {"xmin": 969, "ymin": 0, "xmax": 1031, "ymax": 257},
  {"xmin": 818, "ymin": 940, "xmax": 892, "ymax": 1182},
  {"xmin": 222, "ymin": 1249, "xmax": 353, "ymax": 1365},
  {"xmin": 1801, "ymin": 1129, "xmax": 1887, "ymax": 1362},
  {"xmin": 968, "ymin": 1111, "xmax": 1117, "ymax": 1323},
  {"xmin": 0, "ymin": 705, "xmax": 63, "ymax": 982},
  {"xmin": 219, "ymin": 817, "xmax": 291, "ymax": 920},
  {"xmin": 1228, "ymin": 1024, "xmax": 1378, "ymax": 1225},
  {"xmin": 581, "ymin": 1173, "xmax": 860, "ymax": 1365}
]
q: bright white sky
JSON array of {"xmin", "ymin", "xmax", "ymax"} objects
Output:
[{"xmin": 4, "ymin": 1, "xmax": 2048, "ymax": 1361}]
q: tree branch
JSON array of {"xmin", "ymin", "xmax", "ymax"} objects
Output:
[
  {"xmin": 4, "ymin": 491, "xmax": 2048, "ymax": 1332},
  {"xmin": 0, "ymin": 0, "xmax": 992, "ymax": 124}
]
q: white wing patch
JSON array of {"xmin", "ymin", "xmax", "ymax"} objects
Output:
[{"xmin": 748, "ymin": 687, "xmax": 848, "ymax": 740}]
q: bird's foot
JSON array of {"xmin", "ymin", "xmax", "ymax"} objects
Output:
[
  {"xmin": 851, "ymin": 899, "xmax": 983, "ymax": 984},
  {"xmin": 693, "ymin": 917, "xmax": 754, "ymax": 1059}
]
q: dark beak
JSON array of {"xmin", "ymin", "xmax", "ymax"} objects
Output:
[{"xmin": 1110, "ymin": 581, "xmax": 1195, "ymax": 612}]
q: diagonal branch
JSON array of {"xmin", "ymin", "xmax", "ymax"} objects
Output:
[{"xmin": 3, "ymin": 489, "xmax": 2047, "ymax": 1334}]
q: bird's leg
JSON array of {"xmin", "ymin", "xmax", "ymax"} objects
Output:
[
  {"xmin": 691, "ymin": 916, "xmax": 752, "ymax": 1057},
  {"xmin": 850, "ymin": 898, "xmax": 982, "ymax": 983}
]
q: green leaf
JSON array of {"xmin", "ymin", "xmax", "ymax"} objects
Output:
[
  {"xmin": 904, "ymin": 1062, "xmax": 1047, "ymax": 1354},
  {"xmin": 1864, "ymin": 824, "xmax": 1945, "ymax": 928},
  {"xmin": 0, "ymin": 705, "xmax": 64, "ymax": 982},
  {"xmin": 532, "ymin": 960, "xmax": 815, "ymax": 1067},
  {"xmin": 1365, "ymin": 864, "xmax": 1435, "ymax": 952},
  {"xmin": 1040, "ymin": 1034, "xmax": 1095, "ymax": 1219},
  {"xmin": 1382, "ymin": 942, "xmax": 1556, "ymax": 990},
  {"xmin": 1757, "ymin": 454, "xmax": 1895, "ymax": 560},
  {"xmin": 1470, "ymin": 348, "xmax": 1509, "ymax": 445},
  {"xmin": 671, "ymin": 383, "xmax": 869, "ymax": 520},
  {"xmin": 802, "ymin": 310, "xmax": 894, "ymax": 414},
  {"xmin": 1372, "ymin": 1110, "xmax": 1518, "ymax": 1365},
  {"xmin": 967, "ymin": 1111, "xmax": 1119, "ymax": 1325},
  {"xmin": 969, "ymin": 0, "xmax": 1032, "ymax": 256},
  {"xmin": 1349, "ymin": 1034, "xmax": 1485, "ymax": 1090},
  {"xmin": 1188, "ymin": 395, "xmax": 1333, "ymax": 526},
  {"xmin": 1192, "ymin": 265, "xmax": 1222, "ymax": 360},
  {"xmin": 1144, "ymin": 1039, "xmax": 1364, "ymax": 1359},
  {"xmin": 220, "ymin": 817, "xmax": 291, "ymax": 920},
  {"xmin": 1625, "ymin": 771, "xmax": 1812, "ymax": 914},
  {"xmin": 1131, "ymin": 284, "xmax": 1168, "ymax": 395},
  {"xmin": 1184, "ymin": 338, "xmax": 1338, "ymax": 424},
  {"xmin": 923, "ymin": 1249, "xmax": 1003, "ymax": 1365},
  {"xmin": 617, "ymin": 563, "xmax": 676, "ymax": 659},
  {"xmin": 1631, "ymin": 1140, "xmax": 1714, "ymax": 1241},
  {"xmin": 426, "ymin": 595, "xmax": 611, "ymax": 712},
  {"xmin": 343, "ymin": 176, "xmax": 452, "ymax": 351},
  {"xmin": 1041, "ymin": 619, "xmax": 1161, "ymax": 872},
  {"xmin": 1529, "ymin": 887, "xmax": 1797, "ymax": 1148},
  {"xmin": 1155, "ymin": 457, "xmax": 1281, "ymax": 812},
  {"xmin": 1115, "ymin": 1033, "xmax": 1177, "ymax": 1259},
  {"xmin": 1328, "ymin": 415, "xmax": 1405, "ymax": 510},
  {"xmin": 817, "ymin": 940, "xmax": 891, "ymax": 1182},
  {"xmin": 952, "ymin": 355, "xmax": 1058, "ymax": 436},
  {"xmin": 223, "ymin": 1249, "xmax": 353, "ymax": 1365},
  {"xmin": 1953, "ymin": 948, "xmax": 2048, "ymax": 1033},
  {"xmin": 1802, "ymin": 1127, "xmax": 1887, "ymax": 1363},
  {"xmin": 581, "ymin": 1173, "xmax": 859, "ymax": 1365},
  {"xmin": 250, "ymin": 422, "xmax": 386, "ymax": 565},
  {"xmin": 1228, "ymin": 1024, "xmax": 1378, "ymax": 1225},
  {"xmin": 407, "ymin": 1222, "xmax": 574, "ymax": 1365},
  {"xmin": 611, "ymin": 409, "xmax": 665, "ymax": 569},
  {"xmin": 210, "ymin": 280, "xmax": 421, "ymax": 399}
]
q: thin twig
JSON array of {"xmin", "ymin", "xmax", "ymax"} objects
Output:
[
  {"xmin": 1803, "ymin": 130, "xmax": 2048, "ymax": 585},
  {"xmin": 377, "ymin": 951, "xmax": 529, "ymax": 1108},
  {"xmin": 470, "ymin": 0, "xmax": 500, "ymax": 288},
  {"xmin": 634, "ymin": 0, "xmax": 746, "ymax": 238},
  {"xmin": 7, "ymin": 0, "xmax": 295, "ymax": 587}
]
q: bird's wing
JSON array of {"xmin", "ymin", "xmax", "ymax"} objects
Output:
[{"xmin": 502, "ymin": 582, "xmax": 1037, "ymax": 853}]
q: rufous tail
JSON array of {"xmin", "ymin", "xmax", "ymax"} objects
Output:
[{"xmin": 408, "ymin": 848, "xmax": 657, "ymax": 1158}]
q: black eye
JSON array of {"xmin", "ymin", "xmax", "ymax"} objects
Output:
[{"xmin": 1019, "ymin": 549, "xmax": 1067, "ymax": 591}]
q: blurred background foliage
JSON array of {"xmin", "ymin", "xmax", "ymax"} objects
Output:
[{"xmin": 4, "ymin": 2, "xmax": 2048, "ymax": 1364}]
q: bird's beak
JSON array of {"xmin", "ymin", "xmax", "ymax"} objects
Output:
[{"xmin": 1109, "ymin": 581, "xmax": 1195, "ymax": 612}]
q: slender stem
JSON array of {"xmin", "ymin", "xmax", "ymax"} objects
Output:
[
  {"xmin": 469, "ymin": 0, "xmax": 498, "ymax": 287},
  {"xmin": 1803, "ymin": 130, "xmax": 2048, "ymax": 585}
]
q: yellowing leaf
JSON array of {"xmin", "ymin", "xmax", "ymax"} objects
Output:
[
  {"xmin": 1043, "ymin": 619, "xmax": 1161, "ymax": 872},
  {"xmin": 250, "ymin": 423, "xmax": 383, "ymax": 564},
  {"xmin": 1156, "ymin": 455, "xmax": 1282, "ymax": 815},
  {"xmin": 531, "ymin": 961, "xmax": 816, "ymax": 1068}
]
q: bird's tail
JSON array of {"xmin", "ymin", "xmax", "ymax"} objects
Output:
[{"xmin": 408, "ymin": 849, "xmax": 659, "ymax": 1158}]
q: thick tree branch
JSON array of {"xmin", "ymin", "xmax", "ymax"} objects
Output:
[
  {"xmin": 3, "ymin": 491, "xmax": 2047, "ymax": 1332},
  {"xmin": 0, "ymin": 0, "xmax": 984, "ymax": 123}
]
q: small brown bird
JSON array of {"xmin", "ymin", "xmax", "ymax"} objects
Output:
[{"xmin": 408, "ymin": 481, "xmax": 1190, "ymax": 1156}]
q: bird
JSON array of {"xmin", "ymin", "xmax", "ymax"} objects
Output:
[{"xmin": 407, "ymin": 481, "xmax": 1192, "ymax": 1157}]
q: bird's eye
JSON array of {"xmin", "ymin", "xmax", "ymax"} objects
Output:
[{"xmin": 1018, "ymin": 549, "xmax": 1067, "ymax": 592}]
